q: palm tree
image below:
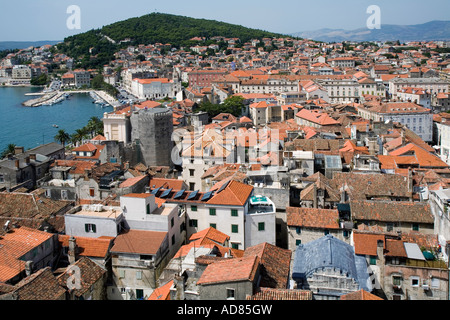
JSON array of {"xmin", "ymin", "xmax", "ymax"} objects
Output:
[
  {"xmin": 71, "ymin": 128, "xmax": 89, "ymax": 147},
  {"xmin": 0, "ymin": 143, "xmax": 16, "ymax": 159},
  {"xmin": 54, "ymin": 129, "xmax": 71, "ymax": 147},
  {"xmin": 86, "ymin": 116, "xmax": 103, "ymax": 137}
]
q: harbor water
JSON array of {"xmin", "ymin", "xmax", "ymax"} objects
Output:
[{"xmin": 0, "ymin": 86, "xmax": 113, "ymax": 152}]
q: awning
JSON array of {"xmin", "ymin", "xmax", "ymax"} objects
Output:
[{"xmin": 422, "ymin": 251, "xmax": 435, "ymax": 260}]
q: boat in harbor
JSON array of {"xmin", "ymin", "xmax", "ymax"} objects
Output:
[{"xmin": 52, "ymin": 124, "xmax": 59, "ymax": 128}]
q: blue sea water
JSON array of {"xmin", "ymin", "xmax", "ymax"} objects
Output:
[{"xmin": 0, "ymin": 86, "xmax": 113, "ymax": 152}]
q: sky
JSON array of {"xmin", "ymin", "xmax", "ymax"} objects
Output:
[{"xmin": 0, "ymin": 0, "xmax": 449, "ymax": 41}]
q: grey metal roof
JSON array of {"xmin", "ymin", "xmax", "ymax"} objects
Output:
[
  {"xmin": 404, "ymin": 242, "xmax": 426, "ymax": 261},
  {"xmin": 292, "ymin": 235, "xmax": 371, "ymax": 291}
]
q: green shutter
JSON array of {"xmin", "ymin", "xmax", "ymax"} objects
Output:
[{"xmin": 258, "ymin": 222, "xmax": 265, "ymax": 231}]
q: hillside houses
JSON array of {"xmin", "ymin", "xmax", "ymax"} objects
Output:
[{"xmin": 2, "ymin": 31, "xmax": 450, "ymax": 303}]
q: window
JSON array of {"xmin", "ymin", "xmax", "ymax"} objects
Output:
[
  {"xmin": 209, "ymin": 208, "xmax": 216, "ymax": 216},
  {"xmin": 386, "ymin": 223, "xmax": 394, "ymax": 232},
  {"xmin": 191, "ymin": 205, "xmax": 197, "ymax": 212},
  {"xmin": 89, "ymin": 188, "xmax": 95, "ymax": 197},
  {"xmin": 172, "ymin": 235, "xmax": 175, "ymax": 245},
  {"xmin": 231, "ymin": 209, "xmax": 238, "ymax": 217},
  {"xmin": 189, "ymin": 169, "xmax": 195, "ymax": 177},
  {"xmin": 171, "ymin": 217, "xmax": 174, "ymax": 228},
  {"xmin": 324, "ymin": 229, "xmax": 330, "ymax": 235},
  {"xmin": 61, "ymin": 190, "xmax": 68, "ymax": 200},
  {"xmin": 393, "ymin": 276, "xmax": 402, "ymax": 286},
  {"xmin": 85, "ymin": 223, "xmax": 96, "ymax": 233},
  {"xmin": 369, "ymin": 256, "xmax": 377, "ymax": 265},
  {"xmin": 411, "ymin": 277, "xmax": 420, "ymax": 287},
  {"xmin": 210, "ymin": 223, "xmax": 216, "ymax": 229},
  {"xmin": 231, "ymin": 224, "xmax": 239, "ymax": 233},
  {"xmin": 136, "ymin": 271, "xmax": 142, "ymax": 280},
  {"xmin": 231, "ymin": 243, "xmax": 239, "ymax": 249},
  {"xmin": 431, "ymin": 278, "xmax": 440, "ymax": 288},
  {"xmin": 296, "ymin": 227, "xmax": 302, "ymax": 234},
  {"xmin": 189, "ymin": 219, "xmax": 198, "ymax": 228},
  {"xmin": 119, "ymin": 269, "xmax": 125, "ymax": 279},
  {"xmin": 258, "ymin": 222, "xmax": 265, "ymax": 231},
  {"xmin": 136, "ymin": 289, "xmax": 144, "ymax": 300},
  {"xmin": 45, "ymin": 189, "xmax": 51, "ymax": 198},
  {"xmin": 227, "ymin": 288, "xmax": 235, "ymax": 300},
  {"xmin": 296, "ymin": 239, "xmax": 302, "ymax": 246},
  {"xmin": 412, "ymin": 223, "xmax": 419, "ymax": 231},
  {"xmin": 146, "ymin": 204, "xmax": 151, "ymax": 215},
  {"xmin": 140, "ymin": 254, "xmax": 152, "ymax": 260}
]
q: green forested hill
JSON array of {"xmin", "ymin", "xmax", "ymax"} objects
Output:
[
  {"xmin": 56, "ymin": 12, "xmax": 290, "ymax": 69},
  {"xmin": 101, "ymin": 12, "xmax": 285, "ymax": 44}
]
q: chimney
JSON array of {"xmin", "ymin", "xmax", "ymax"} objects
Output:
[
  {"xmin": 14, "ymin": 146, "xmax": 24, "ymax": 155},
  {"xmin": 25, "ymin": 261, "xmax": 33, "ymax": 277},
  {"xmin": 408, "ymin": 168, "xmax": 413, "ymax": 200},
  {"xmin": 15, "ymin": 159, "xmax": 20, "ymax": 169},
  {"xmin": 313, "ymin": 183, "xmax": 318, "ymax": 208},
  {"xmin": 84, "ymin": 169, "xmax": 91, "ymax": 181},
  {"xmin": 29, "ymin": 153, "xmax": 36, "ymax": 161},
  {"xmin": 376, "ymin": 239, "xmax": 385, "ymax": 289},
  {"xmin": 68, "ymin": 236, "xmax": 77, "ymax": 265},
  {"xmin": 172, "ymin": 274, "xmax": 186, "ymax": 300}
]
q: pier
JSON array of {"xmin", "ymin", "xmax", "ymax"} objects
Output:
[
  {"xmin": 22, "ymin": 91, "xmax": 65, "ymax": 107},
  {"xmin": 22, "ymin": 89, "xmax": 121, "ymax": 108}
]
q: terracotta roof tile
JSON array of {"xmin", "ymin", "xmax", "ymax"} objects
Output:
[
  {"xmin": 197, "ymin": 256, "xmax": 260, "ymax": 285},
  {"xmin": 11, "ymin": 267, "xmax": 66, "ymax": 300},
  {"xmin": 340, "ymin": 289, "xmax": 383, "ymax": 300},
  {"xmin": 243, "ymin": 242, "xmax": 291, "ymax": 289},
  {"xmin": 350, "ymin": 200, "xmax": 433, "ymax": 224},
  {"xmin": 111, "ymin": 229, "xmax": 167, "ymax": 255},
  {"xmin": 148, "ymin": 280, "xmax": 173, "ymax": 300},
  {"xmin": 353, "ymin": 232, "xmax": 385, "ymax": 256},
  {"xmin": 58, "ymin": 235, "xmax": 112, "ymax": 258},
  {"xmin": 57, "ymin": 257, "xmax": 106, "ymax": 297},
  {"xmin": 287, "ymin": 207, "xmax": 340, "ymax": 229}
]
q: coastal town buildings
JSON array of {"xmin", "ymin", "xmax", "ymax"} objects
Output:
[{"xmin": 1, "ymin": 24, "xmax": 450, "ymax": 303}]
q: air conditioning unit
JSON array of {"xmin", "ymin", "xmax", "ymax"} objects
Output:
[{"xmin": 422, "ymin": 284, "xmax": 430, "ymax": 291}]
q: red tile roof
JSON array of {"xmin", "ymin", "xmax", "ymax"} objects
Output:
[
  {"xmin": 58, "ymin": 235, "xmax": 112, "ymax": 258},
  {"xmin": 207, "ymin": 180, "xmax": 253, "ymax": 206},
  {"xmin": 286, "ymin": 207, "xmax": 340, "ymax": 229},
  {"xmin": 111, "ymin": 230, "xmax": 167, "ymax": 255},
  {"xmin": 148, "ymin": 280, "xmax": 173, "ymax": 300},
  {"xmin": 196, "ymin": 256, "xmax": 260, "ymax": 285},
  {"xmin": 340, "ymin": 289, "xmax": 383, "ymax": 300},
  {"xmin": 353, "ymin": 232, "xmax": 385, "ymax": 256}
]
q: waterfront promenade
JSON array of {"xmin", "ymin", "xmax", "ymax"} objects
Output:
[{"xmin": 22, "ymin": 89, "xmax": 121, "ymax": 108}]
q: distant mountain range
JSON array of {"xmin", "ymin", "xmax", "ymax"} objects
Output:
[
  {"xmin": 0, "ymin": 41, "xmax": 61, "ymax": 51},
  {"xmin": 292, "ymin": 20, "xmax": 450, "ymax": 42}
]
